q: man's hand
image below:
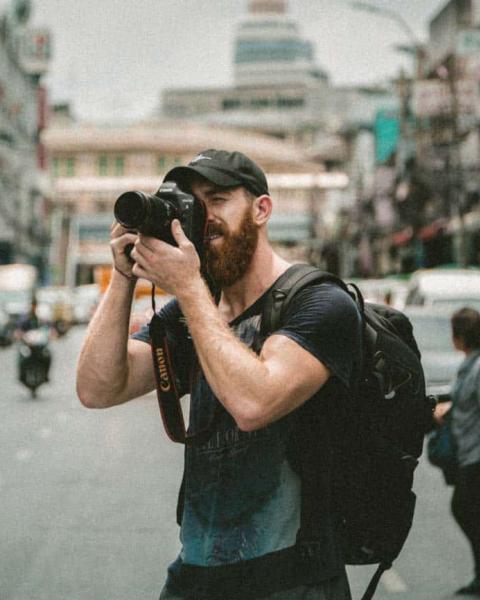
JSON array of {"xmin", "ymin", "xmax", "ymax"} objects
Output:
[
  {"xmin": 130, "ymin": 220, "xmax": 202, "ymax": 296},
  {"xmin": 433, "ymin": 400, "xmax": 452, "ymax": 425},
  {"xmin": 110, "ymin": 222, "xmax": 139, "ymax": 280}
]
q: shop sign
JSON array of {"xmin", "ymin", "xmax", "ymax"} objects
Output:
[
  {"xmin": 19, "ymin": 29, "xmax": 51, "ymax": 76},
  {"xmin": 412, "ymin": 79, "xmax": 478, "ymax": 117},
  {"xmin": 457, "ymin": 29, "xmax": 480, "ymax": 55},
  {"xmin": 375, "ymin": 110, "xmax": 399, "ymax": 164}
]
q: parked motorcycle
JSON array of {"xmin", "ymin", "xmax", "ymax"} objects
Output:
[{"xmin": 17, "ymin": 328, "xmax": 51, "ymax": 397}]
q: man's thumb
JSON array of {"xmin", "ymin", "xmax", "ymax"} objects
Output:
[{"xmin": 172, "ymin": 219, "xmax": 188, "ymax": 244}]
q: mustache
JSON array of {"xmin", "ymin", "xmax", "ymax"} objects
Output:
[{"xmin": 206, "ymin": 223, "xmax": 226, "ymax": 237}]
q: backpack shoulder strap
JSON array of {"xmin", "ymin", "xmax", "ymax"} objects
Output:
[{"xmin": 259, "ymin": 264, "xmax": 350, "ymax": 341}]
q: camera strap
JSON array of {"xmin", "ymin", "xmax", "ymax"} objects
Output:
[
  {"xmin": 149, "ymin": 313, "xmax": 186, "ymax": 442},
  {"xmin": 149, "ymin": 287, "xmax": 219, "ymax": 445}
]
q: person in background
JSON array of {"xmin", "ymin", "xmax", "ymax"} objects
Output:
[
  {"xmin": 15, "ymin": 295, "xmax": 41, "ymax": 336},
  {"xmin": 435, "ymin": 307, "xmax": 480, "ymax": 596}
]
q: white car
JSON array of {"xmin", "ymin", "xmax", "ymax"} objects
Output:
[
  {"xmin": 348, "ymin": 278, "xmax": 408, "ymax": 310},
  {"xmin": 72, "ymin": 284, "xmax": 100, "ymax": 324},
  {"xmin": 404, "ymin": 306, "xmax": 463, "ymax": 399},
  {"xmin": 36, "ymin": 286, "xmax": 74, "ymax": 325},
  {"xmin": 405, "ymin": 268, "xmax": 480, "ymax": 311}
]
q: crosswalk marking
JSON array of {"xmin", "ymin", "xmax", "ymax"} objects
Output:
[
  {"xmin": 15, "ymin": 448, "xmax": 33, "ymax": 462},
  {"xmin": 381, "ymin": 568, "xmax": 408, "ymax": 592}
]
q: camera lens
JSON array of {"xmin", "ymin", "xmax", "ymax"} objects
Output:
[{"xmin": 114, "ymin": 191, "xmax": 149, "ymax": 229}]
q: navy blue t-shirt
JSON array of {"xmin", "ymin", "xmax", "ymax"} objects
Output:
[{"xmin": 132, "ymin": 280, "xmax": 362, "ymax": 596}]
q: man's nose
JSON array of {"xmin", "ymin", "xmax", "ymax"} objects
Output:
[{"xmin": 206, "ymin": 207, "xmax": 216, "ymax": 222}]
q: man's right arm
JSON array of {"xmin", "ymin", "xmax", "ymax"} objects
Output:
[
  {"xmin": 76, "ymin": 271, "xmax": 155, "ymax": 408},
  {"xmin": 76, "ymin": 224, "xmax": 156, "ymax": 409}
]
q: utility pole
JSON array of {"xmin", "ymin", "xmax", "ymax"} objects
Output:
[
  {"xmin": 351, "ymin": 1, "xmax": 469, "ymax": 268},
  {"xmin": 445, "ymin": 56, "xmax": 468, "ymax": 267}
]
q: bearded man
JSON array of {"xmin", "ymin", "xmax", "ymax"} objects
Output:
[{"xmin": 76, "ymin": 149, "xmax": 361, "ymax": 600}]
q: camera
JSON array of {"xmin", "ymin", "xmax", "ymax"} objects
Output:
[{"xmin": 114, "ymin": 182, "xmax": 207, "ymax": 258}]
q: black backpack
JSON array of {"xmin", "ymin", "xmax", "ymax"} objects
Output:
[{"xmin": 255, "ymin": 264, "xmax": 435, "ymax": 600}]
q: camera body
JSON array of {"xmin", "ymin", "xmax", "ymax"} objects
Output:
[{"xmin": 114, "ymin": 182, "xmax": 207, "ymax": 257}]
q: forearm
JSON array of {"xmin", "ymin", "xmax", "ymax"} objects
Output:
[
  {"xmin": 177, "ymin": 279, "xmax": 275, "ymax": 430},
  {"xmin": 76, "ymin": 270, "xmax": 136, "ymax": 407}
]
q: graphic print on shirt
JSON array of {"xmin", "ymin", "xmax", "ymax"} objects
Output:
[{"xmin": 180, "ymin": 312, "xmax": 302, "ymax": 566}]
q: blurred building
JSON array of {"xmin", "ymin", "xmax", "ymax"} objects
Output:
[
  {"xmin": 162, "ymin": 0, "xmax": 331, "ymax": 143},
  {"xmin": 43, "ymin": 111, "xmax": 349, "ymax": 286},
  {"xmin": 0, "ymin": 0, "xmax": 51, "ymax": 277},
  {"xmin": 387, "ymin": 0, "xmax": 480, "ymax": 271},
  {"xmin": 160, "ymin": 0, "xmax": 398, "ymax": 277}
]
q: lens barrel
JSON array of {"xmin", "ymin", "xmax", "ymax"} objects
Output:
[
  {"xmin": 114, "ymin": 191, "xmax": 149, "ymax": 229},
  {"xmin": 113, "ymin": 183, "xmax": 204, "ymax": 253}
]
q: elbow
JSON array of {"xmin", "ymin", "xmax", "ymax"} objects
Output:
[
  {"xmin": 76, "ymin": 384, "xmax": 103, "ymax": 409},
  {"xmin": 232, "ymin": 398, "xmax": 270, "ymax": 433},
  {"xmin": 236, "ymin": 418, "xmax": 263, "ymax": 433},
  {"xmin": 76, "ymin": 359, "xmax": 129, "ymax": 409},
  {"xmin": 76, "ymin": 375, "xmax": 116, "ymax": 409}
]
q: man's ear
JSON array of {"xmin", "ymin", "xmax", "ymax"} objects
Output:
[{"xmin": 253, "ymin": 194, "xmax": 272, "ymax": 225}]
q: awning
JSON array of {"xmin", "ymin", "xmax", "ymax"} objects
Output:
[
  {"xmin": 418, "ymin": 219, "xmax": 447, "ymax": 241},
  {"xmin": 392, "ymin": 227, "xmax": 413, "ymax": 246}
]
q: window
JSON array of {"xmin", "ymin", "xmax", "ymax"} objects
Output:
[
  {"xmin": 98, "ymin": 155, "xmax": 108, "ymax": 176},
  {"xmin": 66, "ymin": 157, "xmax": 75, "ymax": 177},
  {"xmin": 157, "ymin": 156, "xmax": 166, "ymax": 173},
  {"xmin": 277, "ymin": 97, "xmax": 304, "ymax": 108},
  {"xmin": 52, "ymin": 157, "xmax": 60, "ymax": 177},
  {"xmin": 115, "ymin": 156, "xmax": 124, "ymax": 176},
  {"xmin": 223, "ymin": 98, "xmax": 241, "ymax": 110},
  {"xmin": 51, "ymin": 157, "xmax": 75, "ymax": 177},
  {"xmin": 250, "ymin": 98, "xmax": 271, "ymax": 108}
]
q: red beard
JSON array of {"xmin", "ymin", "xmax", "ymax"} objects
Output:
[{"xmin": 205, "ymin": 207, "xmax": 259, "ymax": 288}]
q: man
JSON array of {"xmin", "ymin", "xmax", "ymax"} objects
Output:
[
  {"xmin": 435, "ymin": 307, "xmax": 480, "ymax": 596},
  {"xmin": 76, "ymin": 149, "xmax": 362, "ymax": 600},
  {"xmin": 16, "ymin": 295, "xmax": 41, "ymax": 334},
  {"xmin": 16, "ymin": 295, "xmax": 52, "ymax": 382}
]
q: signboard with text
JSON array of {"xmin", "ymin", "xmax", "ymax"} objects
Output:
[
  {"xmin": 375, "ymin": 110, "xmax": 399, "ymax": 164},
  {"xmin": 19, "ymin": 28, "xmax": 51, "ymax": 76},
  {"xmin": 412, "ymin": 79, "xmax": 478, "ymax": 117},
  {"xmin": 457, "ymin": 29, "xmax": 480, "ymax": 55}
]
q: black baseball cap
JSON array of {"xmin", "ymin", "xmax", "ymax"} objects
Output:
[{"xmin": 164, "ymin": 149, "xmax": 269, "ymax": 197}]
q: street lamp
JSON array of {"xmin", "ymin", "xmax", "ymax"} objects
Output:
[
  {"xmin": 350, "ymin": 2, "xmax": 419, "ymax": 47},
  {"xmin": 350, "ymin": 1, "xmax": 425, "ymax": 78},
  {"xmin": 350, "ymin": 0, "xmax": 422, "ymax": 170}
]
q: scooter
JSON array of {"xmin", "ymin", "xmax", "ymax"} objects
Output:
[{"xmin": 17, "ymin": 328, "xmax": 51, "ymax": 398}]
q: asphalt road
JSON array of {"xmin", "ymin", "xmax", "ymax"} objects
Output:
[{"xmin": 0, "ymin": 326, "xmax": 474, "ymax": 600}]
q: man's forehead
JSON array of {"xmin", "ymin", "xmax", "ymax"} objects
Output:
[{"xmin": 190, "ymin": 179, "xmax": 238, "ymax": 196}]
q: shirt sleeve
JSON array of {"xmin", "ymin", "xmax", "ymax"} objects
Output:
[{"xmin": 273, "ymin": 282, "xmax": 362, "ymax": 391}]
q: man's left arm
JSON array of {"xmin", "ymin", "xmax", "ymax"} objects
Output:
[
  {"xmin": 130, "ymin": 222, "xmax": 330, "ymax": 432},
  {"xmin": 177, "ymin": 278, "xmax": 330, "ymax": 431}
]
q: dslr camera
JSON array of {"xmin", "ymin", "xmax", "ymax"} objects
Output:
[{"xmin": 114, "ymin": 182, "xmax": 207, "ymax": 258}]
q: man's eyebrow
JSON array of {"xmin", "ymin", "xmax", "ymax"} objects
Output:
[{"xmin": 204, "ymin": 187, "xmax": 233, "ymax": 197}]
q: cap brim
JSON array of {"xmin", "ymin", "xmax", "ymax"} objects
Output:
[{"xmin": 164, "ymin": 165, "xmax": 242, "ymax": 190}]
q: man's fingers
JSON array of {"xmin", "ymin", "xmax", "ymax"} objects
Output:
[
  {"xmin": 171, "ymin": 219, "xmax": 190, "ymax": 247},
  {"xmin": 133, "ymin": 238, "xmax": 158, "ymax": 262},
  {"xmin": 111, "ymin": 233, "xmax": 138, "ymax": 250},
  {"xmin": 131, "ymin": 262, "xmax": 148, "ymax": 280}
]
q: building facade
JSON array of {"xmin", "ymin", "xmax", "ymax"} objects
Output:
[
  {"xmin": 405, "ymin": 0, "xmax": 480, "ymax": 268},
  {"xmin": 161, "ymin": 0, "xmax": 331, "ymax": 142},
  {"xmin": 0, "ymin": 0, "xmax": 50, "ymax": 277},
  {"xmin": 43, "ymin": 114, "xmax": 349, "ymax": 286}
]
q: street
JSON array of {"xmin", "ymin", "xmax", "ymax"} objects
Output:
[{"xmin": 0, "ymin": 326, "xmax": 473, "ymax": 600}]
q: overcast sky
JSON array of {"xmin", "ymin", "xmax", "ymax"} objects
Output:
[{"xmin": 5, "ymin": 0, "xmax": 447, "ymax": 121}]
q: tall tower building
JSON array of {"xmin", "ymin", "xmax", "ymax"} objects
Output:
[{"xmin": 234, "ymin": 0, "xmax": 326, "ymax": 86}]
